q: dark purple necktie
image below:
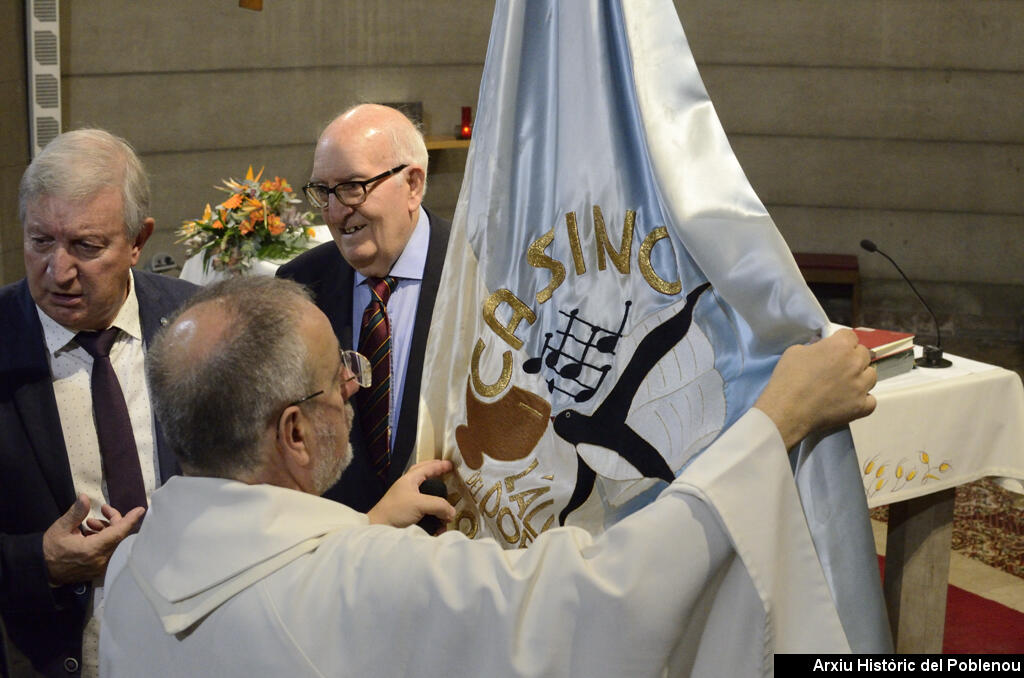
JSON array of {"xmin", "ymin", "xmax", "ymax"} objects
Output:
[
  {"xmin": 75, "ymin": 328, "xmax": 147, "ymax": 513},
  {"xmin": 357, "ymin": 276, "xmax": 397, "ymax": 482}
]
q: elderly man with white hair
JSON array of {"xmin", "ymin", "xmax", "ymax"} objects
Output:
[
  {"xmin": 278, "ymin": 104, "xmax": 451, "ymax": 514},
  {"xmin": 0, "ymin": 129, "xmax": 197, "ymax": 678}
]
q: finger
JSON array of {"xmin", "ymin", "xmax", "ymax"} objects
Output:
[
  {"xmin": 818, "ymin": 328, "xmax": 844, "ymax": 349},
  {"xmin": 863, "ymin": 393, "xmax": 878, "ymax": 416},
  {"xmin": 834, "ymin": 328, "xmax": 858, "ymax": 346},
  {"xmin": 100, "ymin": 504, "xmax": 124, "ymax": 522},
  {"xmin": 854, "ymin": 343, "xmax": 873, "ymax": 370},
  {"xmin": 84, "ymin": 517, "xmax": 109, "ymax": 532},
  {"xmin": 92, "ymin": 507, "xmax": 145, "ymax": 550},
  {"xmin": 418, "ymin": 496, "xmax": 457, "ymax": 523},
  {"xmin": 57, "ymin": 494, "xmax": 91, "ymax": 532},
  {"xmin": 404, "ymin": 459, "xmax": 454, "ymax": 486},
  {"xmin": 864, "ymin": 363, "xmax": 878, "ymax": 391},
  {"xmin": 416, "ymin": 459, "xmax": 454, "ymax": 480}
]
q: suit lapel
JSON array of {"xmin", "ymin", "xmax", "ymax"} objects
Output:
[
  {"xmin": 133, "ymin": 271, "xmax": 186, "ymax": 483},
  {"xmin": 7, "ymin": 281, "xmax": 76, "ymax": 507},
  {"xmin": 134, "ymin": 271, "xmax": 172, "ymax": 344},
  {"xmin": 322, "ymin": 260, "xmax": 356, "ymax": 349},
  {"xmin": 388, "ymin": 209, "xmax": 451, "ymax": 483},
  {"xmin": 327, "ymin": 262, "xmax": 364, "ymax": 449}
]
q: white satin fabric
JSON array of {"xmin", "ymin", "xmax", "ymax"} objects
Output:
[
  {"xmin": 418, "ymin": 0, "xmax": 889, "ymax": 656},
  {"xmin": 100, "ymin": 412, "xmax": 841, "ymax": 677}
]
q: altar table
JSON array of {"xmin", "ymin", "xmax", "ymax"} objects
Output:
[{"xmin": 849, "ymin": 348, "xmax": 1024, "ymax": 653}]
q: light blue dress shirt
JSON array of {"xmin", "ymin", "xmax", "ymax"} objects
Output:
[{"xmin": 351, "ymin": 206, "xmax": 430, "ymax": 446}]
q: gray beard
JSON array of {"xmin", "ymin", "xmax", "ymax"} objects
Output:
[{"xmin": 311, "ymin": 416, "xmax": 352, "ymax": 496}]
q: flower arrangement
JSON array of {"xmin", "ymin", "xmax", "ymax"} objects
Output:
[{"xmin": 179, "ymin": 166, "xmax": 317, "ymax": 274}]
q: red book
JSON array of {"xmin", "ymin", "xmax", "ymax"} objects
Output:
[{"xmin": 853, "ymin": 327, "xmax": 914, "ymax": 360}]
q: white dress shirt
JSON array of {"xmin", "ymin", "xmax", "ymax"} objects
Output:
[{"xmin": 36, "ymin": 269, "xmax": 159, "ymax": 678}]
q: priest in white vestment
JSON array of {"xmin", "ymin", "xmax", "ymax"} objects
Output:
[{"xmin": 99, "ymin": 277, "xmax": 876, "ymax": 677}]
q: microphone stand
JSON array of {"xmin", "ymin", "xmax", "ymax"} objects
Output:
[{"xmin": 860, "ymin": 240, "xmax": 951, "ymax": 368}]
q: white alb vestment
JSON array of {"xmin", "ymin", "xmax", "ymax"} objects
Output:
[{"xmin": 100, "ymin": 410, "xmax": 848, "ymax": 678}]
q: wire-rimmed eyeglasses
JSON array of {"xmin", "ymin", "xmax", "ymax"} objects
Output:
[
  {"xmin": 288, "ymin": 349, "xmax": 371, "ymax": 407},
  {"xmin": 302, "ymin": 164, "xmax": 408, "ymax": 209}
]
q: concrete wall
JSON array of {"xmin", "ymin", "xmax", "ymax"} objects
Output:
[
  {"xmin": 675, "ymin": 0, "xmax": 1024, "ymax": 339},
  {"xmin": 0, "ymin": 0, "xmax": 30, "ymax": 284},
  {"xmin": 3, "ymin": 1, "xmax": 1021, "ymax": 340},
  {"xmin": 56, "ymin": 0, "xmax": 489, "ymax": 277}
]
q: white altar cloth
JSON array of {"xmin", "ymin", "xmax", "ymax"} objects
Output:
[{"xmin": 850, "ymin": 347, "xmax": 1024, "ymax": 506}]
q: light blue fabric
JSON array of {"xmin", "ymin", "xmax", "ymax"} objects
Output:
[{"xmin": 449, "ymin": 0, "xmax": 890, "ymax": 652}]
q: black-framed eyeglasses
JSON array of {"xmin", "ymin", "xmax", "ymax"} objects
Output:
[
  {"xmin": 287, "ymin": 350, "xmax": 372, "ymax": 407},
  {"xmin": 302, "ymin": 164, "xmax": 408, "ymax": 209}
]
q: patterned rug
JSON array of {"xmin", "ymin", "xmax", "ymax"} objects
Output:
[{"xmin": 871, "ymin": 478, "xmax": 1024, "ymax": 578}]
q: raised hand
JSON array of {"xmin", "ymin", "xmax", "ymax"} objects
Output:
[
  {"xmin": 42, "ymin": 493, "xmax": 145, "ymax": 586},
  {"xmin": 754, "ymin": 329, "xmax": 877, "ymax": 450},
  {"xmin": 366, "ymin": 459, "xmax": 456, "ymax": 533}
]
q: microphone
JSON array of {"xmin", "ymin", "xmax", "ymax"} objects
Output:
[{"xmin": 859, "ymin": 239, "xmax": 951, "ymax": 368}]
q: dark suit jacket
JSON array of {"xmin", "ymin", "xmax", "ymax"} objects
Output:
[
  {"xmin": 0, "ymin": 271, "xmax": 196, "ymax": 678},
  {"xmin": 277, "ymin": 208, "xmax": 450, "ymax": 513}
]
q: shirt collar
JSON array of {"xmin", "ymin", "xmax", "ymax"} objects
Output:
[
  {"xmin": 354, "ymin": 206, "xmax": 429, "ymax": 286},
  {"xmin": 37, "ymin": 269, "xmax": 143, "ymax": 357}
]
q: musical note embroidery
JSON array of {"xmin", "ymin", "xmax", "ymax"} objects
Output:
[
  {"xmin": 522, "ymin": 302, "xmax": 631, "ymax": 403},
  {"xmin": 550, "ymin": 282, "xmax": 712, "ymax": 524}
]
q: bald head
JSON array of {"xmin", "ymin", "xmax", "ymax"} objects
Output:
[
  {"xmin": 146, "ymin": 277, "xmax": 323, "ymax": 479},
  {"xmin": 161, "ymin": 301, "xmax": 233, "ymax": 368},
  {"xmin": 319, "ymin": 104, "xmax": 429, "ymax": 179},
  {"xmin": 310, "ymin": 104, "xmax": 429, "ymax": 277}
]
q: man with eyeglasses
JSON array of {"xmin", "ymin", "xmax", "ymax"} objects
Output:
[
  {"xmin": 277, "ymin": 103, "xmax": 451, "ymax": 515},
  {"xmin": 100, "ymin": 276, "xmax": 876, "ymax": 676}
]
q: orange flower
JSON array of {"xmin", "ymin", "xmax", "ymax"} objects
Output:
[
  {"xmin": 211, "ymin": 219, "xmax": 224, "ymax": 230},
  {"xmin": 245, "ymin": 165, "xmax": 265, "ymax": 183},
  {"xmin": 239, "ymin": 219, "xmax": 254, "ymax": 235},
  {"xmin": 266, "ymin": 214, "xmax": 285, "ymax": 236},
  {"xmin": 221, "ymin": 193, "xmax": 243, "ymax": 210},
  {"xmin": 260, "ymin": 176, "xmax": 283, "ymax": 192},
  {"xmin": 305, "ymin": 227, "xmax": 316, "ymax": 238}
]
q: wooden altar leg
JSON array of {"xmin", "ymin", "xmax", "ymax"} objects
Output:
[{"xmin": 883, "ymin": 487, "xmax": 956, "ymax": 653}]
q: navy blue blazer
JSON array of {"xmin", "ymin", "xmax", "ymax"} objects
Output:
[
  {"xmin": 277, "ymin": 208, "xmax": 450, "ymax": 513},
  {"xmin": 0, "ymin": 271, "xmax": 196, "ymax": 678}
]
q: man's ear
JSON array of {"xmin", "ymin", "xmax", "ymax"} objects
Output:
[
  {"xmin": 405, "ymin": 166, "xmax": 425, "ymax": 211},
  {"xmin": 276, "ymin": 405, "xmax": 314, "ymax": 484},
  {"xmin": 129, "ymin": 218, "xmax": 155, "ymax": 266}
]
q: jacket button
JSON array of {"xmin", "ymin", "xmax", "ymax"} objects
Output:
[
  {"xmin": 63, "ymin": 657, "xmax": 79, "ymax": 673},
  {"xmin": 73, "ymin": 584, "xmax": 88, "ymax": 596}
]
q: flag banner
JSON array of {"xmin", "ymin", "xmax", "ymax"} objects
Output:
[{"xmin": 419, "ymin": 0, "xmax": 889, "ymax": 655}]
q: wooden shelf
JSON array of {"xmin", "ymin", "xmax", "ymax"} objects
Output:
[{"xmin": 425, "ymin": 135, "xmax": 471, "ymax": 150}]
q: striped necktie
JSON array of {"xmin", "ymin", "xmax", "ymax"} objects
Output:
[{"xmin": 357, "ymin": 276, "xmax": 397, "ymax": 481}]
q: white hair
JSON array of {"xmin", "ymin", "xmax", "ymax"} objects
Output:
[{"xmin": 19, "ymin": 128, "xmax": 150, "ymax": 238}]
